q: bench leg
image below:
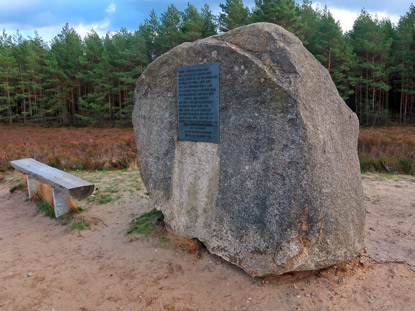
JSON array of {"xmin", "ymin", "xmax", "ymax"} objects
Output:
[
  {"xmin": 26, "ymin": 175, "xmax": 38, "ymax": 199},
  {"xmin": 52, "ymin": 188, "xmax": 71, "ymax": 218}
]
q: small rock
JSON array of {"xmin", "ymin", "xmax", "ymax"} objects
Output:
[
  {"xmin": 27, "ymin": 272, "xmax": 33, "ymax": 277},
  {"xmin": 296, "ymin": 295, "xmax": 301, "ymax": 298},
  {"xmin": 293, "ymin": 284, "xmax": 298, "ymax": 289}
]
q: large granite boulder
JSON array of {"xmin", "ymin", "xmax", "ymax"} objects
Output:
[{"xmin": 132, "ymin": 23, "xmax": 365, "ymax": 277}]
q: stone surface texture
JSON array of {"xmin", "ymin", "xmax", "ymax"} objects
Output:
[{"xmin": 133, "ymin": 23, "xmax": 365, "ymax": 277}]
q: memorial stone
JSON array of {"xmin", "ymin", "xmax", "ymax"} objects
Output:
[{"xmin": 132, "ymin": 23, "xmax": 365, "ymax": 276}]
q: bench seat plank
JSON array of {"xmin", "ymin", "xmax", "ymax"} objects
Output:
[{"xmin": 10, "ymin": 158, "xmax": 94, "ymax": 200}]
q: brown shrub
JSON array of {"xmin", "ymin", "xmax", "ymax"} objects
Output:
[
  {"xmin": 359, "ymin": 126, "xmax": 415, "ymax": 174},
  {"xmin": 36, "ymin": 182, "xmax": 54, "ymax": 207},
  {"xmin": 0, "ymin": 125, "xmax": 137, "ymax": 171}
]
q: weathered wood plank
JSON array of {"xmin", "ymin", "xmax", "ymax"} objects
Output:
[{"xmin": 10, "ymin": 158, "xmax": 94, "ymax": 200}]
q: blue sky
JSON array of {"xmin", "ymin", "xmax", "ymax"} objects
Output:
[{"xmin": 0, "ymin": 0, "xmax": 413, "ymax": 41}]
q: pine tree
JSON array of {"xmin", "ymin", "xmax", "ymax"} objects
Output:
[
  {"xmin": 0, "ymin": 39, "xmax": 18, "ymax": 123},
  {"xmin": 158, "ymin": 5, "xmax": 184, "ymax": 54},
  {"xmin": 42, "ymin": 52, "xmax": 67, "ymax": 124},
  {"xmin": 393, "ymin": 5, "xmax": 415, "ymax": 124},
  {"xmin": 201, "ymin": 4, "xmax": 218, "ymax": 37},
  {"xmin": 349, "ymin": 11, "xmax": 392, "ymax": 125},
  {"xmin": 50, "ymin": 24, "xmax": 84, "ymax": 124},
  {"xmin": 307, "ymin": 7, "xmax": 354, "ymax": 101},
  {"xmin": 298, "ymin": 0, "xmax": 321, "ymax": 47},
  {"xmin": 251, "ymin": 0, "xmax": 305, "ymax": 39},
  {"xmin": 219, "ymin": 0, "xmax": 250, "ymax": 32},
  {"xmin": 181, "ymin": 3, "xmax": 204, "ymax": 42},
  {"xmin": 140, "ymin": 10, "xmax": 162, "ymax": 60},
  {"xmin": 77, "ymin": 30, "xmax": 104, "ymax": 124}
]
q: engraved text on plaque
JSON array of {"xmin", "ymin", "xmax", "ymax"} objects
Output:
[{"xmin": 177, "ymin": 62, "xmax": 219, "ymax": 143}]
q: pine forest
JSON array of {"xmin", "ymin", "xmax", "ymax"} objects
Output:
[{"xmin": 1, "ymin": 0, "xmax": 415, "ymax": 127}]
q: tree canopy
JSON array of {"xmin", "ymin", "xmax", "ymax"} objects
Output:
[{"xmin": 1, "ymin": 1, "xmax": 415, "ymax": 126}]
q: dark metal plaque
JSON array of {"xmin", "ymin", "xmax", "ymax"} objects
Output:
[{"xmin": 177, "ymin": 62, "xmax": 219, "ymax": 143}]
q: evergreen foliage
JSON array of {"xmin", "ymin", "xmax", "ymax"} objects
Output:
[
  {"xmin": 1, "ymin": 1, "xmax": 415, "ymax": 126},
  {"xmin": 219, "ymin": 0, "xmax": 250, "ymax": 32}
]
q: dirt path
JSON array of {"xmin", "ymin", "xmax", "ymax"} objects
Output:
[{"xmin": 0, "ymin": 170, "xmax": 414, "ymax": 311}]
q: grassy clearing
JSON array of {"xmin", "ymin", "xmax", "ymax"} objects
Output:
[
  {"xmin": 359, "ymin": 126, "xmax": 415, "ymax": 174},
  {"xmin": 77, "ymin": 169, "xmax": 145, "ymax": 205}
]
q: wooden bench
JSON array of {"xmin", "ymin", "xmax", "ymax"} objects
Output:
[{"xmin": 10, "ymin": 158, "xmax": 94, "ymax": 218}]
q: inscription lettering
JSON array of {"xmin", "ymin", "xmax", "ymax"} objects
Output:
[{"xmin": 177, "ymin": 62, "xmax": 219, "ymax": 143}]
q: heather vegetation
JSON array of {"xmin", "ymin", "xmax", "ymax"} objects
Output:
[
  {"xmin": 1, "ymin": 1, "xmax": 415, "ymax": 126},
  {"xmin": 0, "ymin": 125, "xmax": 136, "ymax": 171},
  {"xmin": 359, "ymin": 126, "xmax": 415, "ymax": 174},
  {"xmin": 1, "ymin": 125, "xmax": 414, "ymax": 175}
]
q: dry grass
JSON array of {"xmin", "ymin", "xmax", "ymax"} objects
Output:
[
  {"xmin": 3, "ymin": 125, "xmax": 413, "ymax": 175},
  {"xmin": 359, "ymin": 126, "xmax": 415, "ymax": 174},
  {"xmin": 165, "ymin": 229, "xmax": 202, "ymax": 254},
  {"xmin": 0, "ymin": 125, "xmax": 137, "ymax": 171},
  {"xmin": 36, "ymin": 182, "xmax": 54, "ymax": 208}
]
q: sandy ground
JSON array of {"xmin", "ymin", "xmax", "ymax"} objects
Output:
[{"xmin": 0, "ymin": 170, "xmax": 414, "ymax": 311}]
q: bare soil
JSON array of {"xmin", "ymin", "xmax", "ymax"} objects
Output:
[{"xmin": 0, "ymin": 170, "xmax": 414, "ymax": 311}]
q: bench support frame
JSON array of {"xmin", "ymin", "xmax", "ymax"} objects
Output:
[
  {"xmin": 26, "ymin": 175, "xmax": 71, "ymax": 218},
  {"xmin": 26, "ymin": 175, "xmax": 37, "ymax": 200},
  {"xmin": 52, "ymin": 188, "xmax": 72, "ymax": 218}
]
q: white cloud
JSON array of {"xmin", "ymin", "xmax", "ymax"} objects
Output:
[
  {"xmin": 0, "ymin": 19, "xmax": 111, "ymax": 42},
  {"xmin": 313, "ymin": 2, "xmax": 401, "ymax": 32},
  {"xmin": 106, "ymin": 3, "xmax": 116, "ymax": 14},
  {"xmin": 73, "ymin": 19, "xmax": 110, "ymax": 38},
  {"xmin": 0, "ymin": 22, "xmax": 62, "ymax": 41}
]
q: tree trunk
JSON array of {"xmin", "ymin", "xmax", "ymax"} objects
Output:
[
  {"xmin": 6, "ymin": 78, "xmax": 12, "ymax": 123},
  {"xmin": 400, "ymin": 90, "xmax": 404, "ymax": 125},
  {"xmin": 327, "ymin": 39, "xmax": 332, "ymax": 72},
  {"xmin": 404, "ymin": 92, "xmax": 408, "ymax": 125},
  {"xmin": 108, "ymin": 90, "xmax": 112, "ymax": 123},
  {"xmin": 118, "ymin": 80, "xmax": 122, "ymax": 120},
  {"xmin": 71, "ymin": 89, "xmax": 76, "ymax": 124}
]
